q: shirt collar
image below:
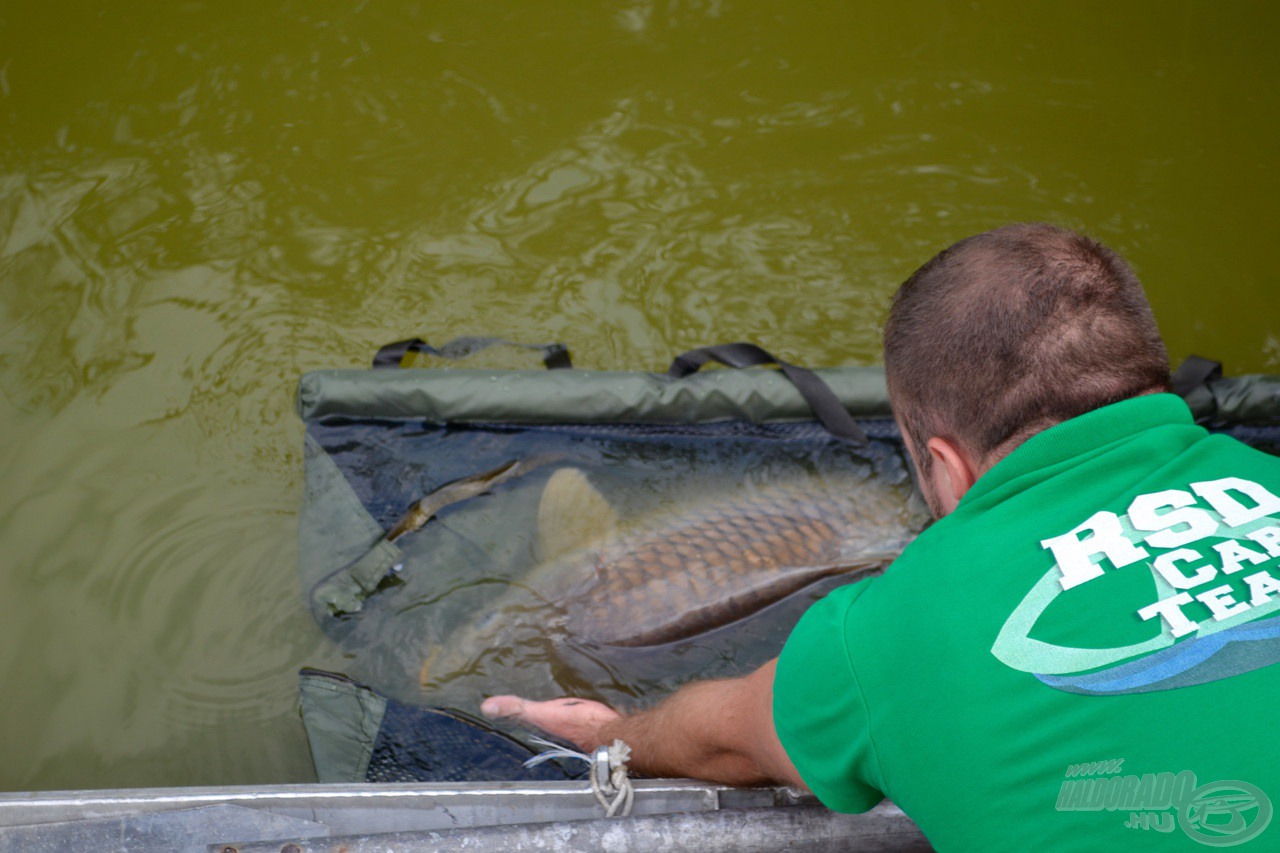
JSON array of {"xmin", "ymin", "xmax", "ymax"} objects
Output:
[{"xmin": 963, "ymin": 393, "xmax": 1196, "ymax": 506}]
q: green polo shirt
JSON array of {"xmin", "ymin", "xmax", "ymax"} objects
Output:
[{"xmin": 774, "ymin": 394, "xmax": 1280, "ymax": 852}]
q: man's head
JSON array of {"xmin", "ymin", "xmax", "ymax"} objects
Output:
[{"xmin": 884, "ymin": 223, "xmax": 1171, "ymax": 517}]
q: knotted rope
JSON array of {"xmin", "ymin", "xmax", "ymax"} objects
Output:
[{"xmin": 524, "ymin": 737, "xmax": 635, "ymax": 818}]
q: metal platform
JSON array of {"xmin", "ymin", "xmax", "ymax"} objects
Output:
[{"xmin": 0, "ymin": 781, "xmax": 932, "ymax": 852}]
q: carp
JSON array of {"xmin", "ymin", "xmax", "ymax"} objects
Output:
[{"xmin": 418, "ymin": 465, "xmax": 927, "ymax": 688}]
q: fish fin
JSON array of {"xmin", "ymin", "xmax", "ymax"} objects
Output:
[
  {"xmin": 388, "ymin": 459, "xmax": 523, "ymax": 542},
  {"xmin": 537, "ymin": 468, "xmax": 619, "ymax": 561}
]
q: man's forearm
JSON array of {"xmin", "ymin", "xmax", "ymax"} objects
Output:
[
  {"xmin": 596, "ymin": 675, "xmax": 775, "ymax": 785},
  {"xmin": 595, "ymin": 659, "xmax": 802, "ymax": 788}
]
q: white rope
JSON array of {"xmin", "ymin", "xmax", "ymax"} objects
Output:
[
  {"xmin": 594, "ymin": 740, "xmax": 634, "ymax": 818},
  {"xmin": 524, "ymin": 737, "xmax": 635, "ymax": 818}
]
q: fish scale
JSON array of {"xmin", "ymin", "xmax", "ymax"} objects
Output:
[{"xmin": 564, "ymin": 497, "xmax": 894, "ymax": 647}]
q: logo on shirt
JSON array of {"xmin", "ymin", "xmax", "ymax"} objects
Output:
[
  {"xmin": 991, "ymin": 477, "xmax": 1280, "ymax": 695},
  {"xmin": 1055, "ymin": 759, "xmax": 1272, "ymax": 847}
]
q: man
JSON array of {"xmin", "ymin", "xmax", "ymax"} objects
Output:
[{"xmin": 483, "ymin": 224, "xmax": 1280, "ymax": 850}]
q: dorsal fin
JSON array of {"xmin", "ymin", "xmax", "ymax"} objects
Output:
[{"xmin": 538, "ymin": 468, "xmax": 619, "ymax": 561}]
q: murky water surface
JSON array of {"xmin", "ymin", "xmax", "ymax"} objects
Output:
[{"xmin": 1, "ymin": 1, "xmax": 1277, "ymax": 790}]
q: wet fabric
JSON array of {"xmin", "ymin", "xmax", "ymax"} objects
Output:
[
  {"xmin": 300, "ymin": 413, "xmax": 912, "ymax": 704},
  {"xmin": 293, "ymin": 353, "xmax": 927, "ymax": 792},
  {"xmin": 298, "ymin": 669, "xmax": 581, "ymax": 783},
  {"xmin": 296, "ymin": 365, "xmax": 893, "ymax": 425},
  {"xmin": 296, "ymin": 358, "xmax": 916, "ymax": 708}
]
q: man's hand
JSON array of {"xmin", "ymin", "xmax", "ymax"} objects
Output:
[{"xmin": 481, "ymin": 695, "xmax": 622, "ymax": 750}]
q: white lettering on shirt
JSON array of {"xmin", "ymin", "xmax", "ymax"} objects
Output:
[
  {"xmin": 1042, "ymin": 478, "xmax": 1280, "ymax": 636},
  {"xmin": 1128, "ymin": 489, "xmax": 1218, "ymax": 549},
  {"xmin": 1042, "ymin": 512, "xmax": 1149, "ymax": 591},
  {"xmin": 1191, "ymin": 477, "xmax": 1280, "ymax": 528}
]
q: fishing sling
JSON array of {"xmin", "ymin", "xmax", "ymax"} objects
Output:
[
  {"xmin": 296, "ymin": 338, "xmax": 911, "ymax": 781},
  {"xmin": 295, "ymin": 345, "xmax": 1280, "ymax": 782}
]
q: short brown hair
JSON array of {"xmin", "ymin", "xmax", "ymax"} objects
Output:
[{"xmin": 883, "ymin": 223, "xmax": 1171, "ymax": 467}]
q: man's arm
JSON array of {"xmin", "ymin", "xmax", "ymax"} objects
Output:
[{"xmin": 481, "ymin": 658, "xmax": 805, "ymax": 788}]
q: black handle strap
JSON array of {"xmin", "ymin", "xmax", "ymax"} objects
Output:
[
  {"xmin": 374, "ymin": 336, "xmax": 572, "ymax": 370},
  {"xmin": 667, "ymin": 343, "xmax": 869, "ymax": 445},
  {"xmin": 1171, "ymin": 355, "xmax": 1222, "ymax": 398}
]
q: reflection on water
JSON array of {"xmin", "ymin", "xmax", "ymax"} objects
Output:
[
  {"xmin": 0, "ymin": 0, "xmax": 1278, "ymax": 790},
  {"xmin": 388, "ymin": 95, "xmax": 898, "ymax": 364}
]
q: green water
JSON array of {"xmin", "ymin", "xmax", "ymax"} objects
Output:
[{"xmin": 1, "ymin": 1, "xmax": 1277, "ymax": 791}]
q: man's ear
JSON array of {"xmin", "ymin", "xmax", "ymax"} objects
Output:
[{"xmin": 925, "ymin": 436, "xmax": 980, "ymax": 510}]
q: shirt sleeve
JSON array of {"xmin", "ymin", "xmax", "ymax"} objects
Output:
[{"xmin": 772, "ymin": 579, "xmax": 885, "ymax": 813}]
